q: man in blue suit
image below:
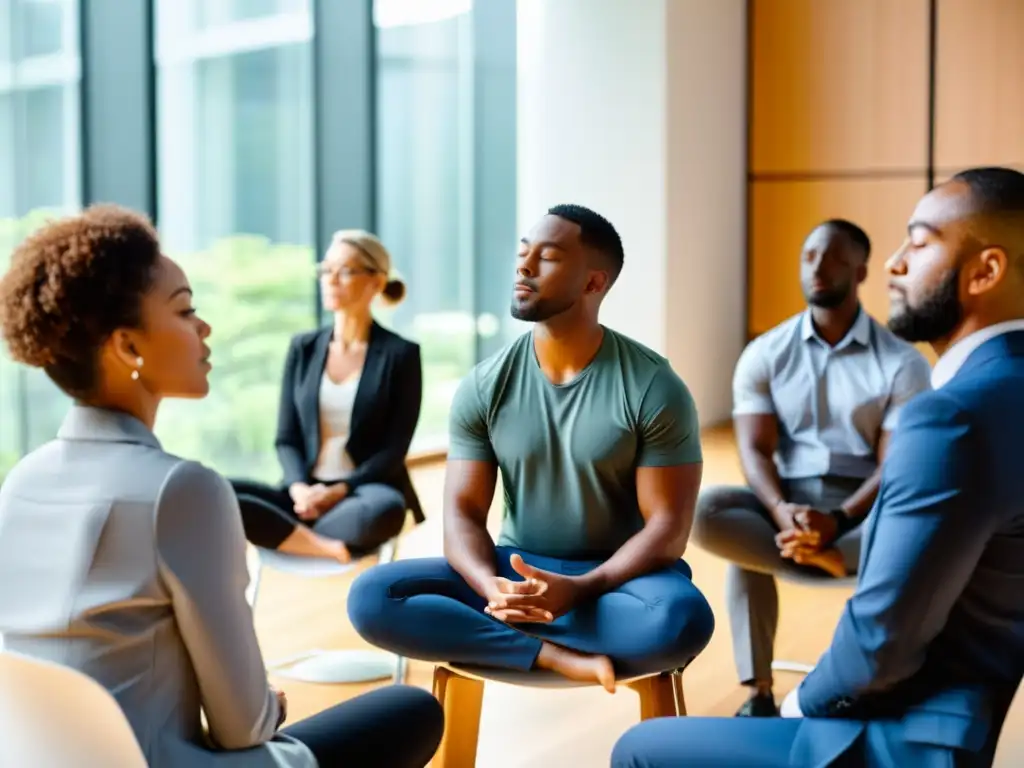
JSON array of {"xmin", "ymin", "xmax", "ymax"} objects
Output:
[{"xmin": 612, "ymin": 166, "xmax": 1024, "ymax": 767}]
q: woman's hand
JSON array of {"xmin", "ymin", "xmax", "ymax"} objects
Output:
[
  {"xmin": 288, "ymin": 482, "xmax": 311, "ymax": 505},
  {"xmin": 295, "ymin": 482, "xmax": 349, "ymax": 520},
  {"xmin": 290, "ymin": 482, "xmax": 321, "ymax": 520}
]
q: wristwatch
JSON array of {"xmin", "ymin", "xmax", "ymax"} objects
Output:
[{"xmin": 829, "ymin": 508, "xmax": 856, "ymax": 538}]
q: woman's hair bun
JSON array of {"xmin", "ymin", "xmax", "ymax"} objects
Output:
[{"xmin": 381, "ymin": 278, "xmax": 406, "ymax": 304}]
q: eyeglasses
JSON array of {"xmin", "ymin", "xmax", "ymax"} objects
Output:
[{"xmin": 316, "ymin": 263, "xmax": 380, "ymax": 280}]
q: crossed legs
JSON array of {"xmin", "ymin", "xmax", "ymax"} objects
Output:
[
  {"xmin": 232, "ymin": 479, "xmax": 407, "ymax": 562},
  {"xmin": 691, "ymin": 479, "xmax": 862, "ymax": 713},
  {"xmin": 346, "ymin": 546, "xmax": 715, "ymax": 686}
]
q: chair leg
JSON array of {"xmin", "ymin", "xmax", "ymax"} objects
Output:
[
  {"xmin": 671, "ymin": 670, "xmax": 687, "ymax": 716},
  {"xmin": 378, "ymin": 537, "xmax": 398, "ymax": 565},
  {"xmin": 431, "ymin": 666, "xmax": 484, "ymax": 768},
  {"xmin": 393, "ymin": 654, "xmax": 408, "ymax": 684},
  {"xmin": 628, "ymin": 672, "xmax": 679, "ymax": 720}
]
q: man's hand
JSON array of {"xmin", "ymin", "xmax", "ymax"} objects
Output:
[
  {"xmin": 772, "ymin": 501, "xmax": 810, "ymax": 532},
  {"xmin": 484, "ymin": 554, "xmax": 583, "ymax": 623},
  {"xmin": 775, "ymin": 507, "xmax": 838, "ymax": 553},
  {"xmin": 779, "ymin": 542, "xmax": 847, "ymax": 578},
  {"xmin": 794, "ymin": 507, "xmax": 839, "ymax": 547},
  {"xmin": 482, "ymin": 571, "xmax": 552, "ymax": 623}
]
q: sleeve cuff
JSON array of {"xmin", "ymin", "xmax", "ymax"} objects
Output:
[
  {"xmin": 781, "ymin": 685, "xmax": 804, "ymax": 718},
  {"xmin": 732, "ymin": 402, "xmax": 776, "ymax": 417},
  {"xmin": 447, "ymin": 444, "xmax": 496, "ymax": 463}
]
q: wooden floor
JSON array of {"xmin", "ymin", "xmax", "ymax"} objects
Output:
[{"xmin": 253, "ymin": 425, "xmax": 1023, "ymax": 767}]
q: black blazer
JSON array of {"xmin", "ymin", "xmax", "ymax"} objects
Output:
[{"xmin": 274, "ymin": 321, "xmax": 425, "ymax": 524}]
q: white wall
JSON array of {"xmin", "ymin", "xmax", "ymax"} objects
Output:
[
  {"xmin": 663, "ymin": 0, "xmax": 748, "ymax": 424},
  {"xmin": 516, "ymin": 0, "xmax": 746, "ymax": 425},
  {"xmin": 516, "ymin": 0, "xmax": 669, "ymax": 351}
]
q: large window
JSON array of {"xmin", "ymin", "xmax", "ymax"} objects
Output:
[
  {"xmin": 153, "ymin": 0, "xmax": 316, "ymax": 481},
  {"xmin": 374, "ymin": 0, "xmax": 480, "ymax": 448},
  {"xmin": 0, "ymin": 0, "xmax": 516, "ymax": 482},
  {"xmin": 0, "ymin": 0, "xmax": 81, "ymax": 480}
]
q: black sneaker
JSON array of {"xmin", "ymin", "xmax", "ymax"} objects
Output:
[{"xmin": 735, "ymin": 691, "xmax": 779, "ymax": 717}]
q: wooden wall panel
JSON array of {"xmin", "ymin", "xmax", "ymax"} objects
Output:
[
  {"xmin": 751, "ymin": 0, "xmax": 930, "ymax": 175},
  {"xmin": 934, "ymin": 0, "xmax": 1024, "ymax": 172},
  {"xmin": 749, "ymin": 178, "xmax": 929, "ymax": 337}
]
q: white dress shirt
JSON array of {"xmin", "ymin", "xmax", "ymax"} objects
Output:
[{"xmin": 930, "ymin": 319, "xmax": 1024, "ymax": 389}]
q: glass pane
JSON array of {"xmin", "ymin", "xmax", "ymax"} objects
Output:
[
  {"xmin": 374, "ymin": 0, "xmax": 477, "ymax": 451},
  {"xmin": 0, "ymin": 0, "xmax": 81, "ymax": 483},
  {"xmin": 154, "ymin": 0, "xmax": 315, "ymax": 481},
  {"xmin": 197, "ymin": 0, "xmax": 308, "ymax": 30},
  {"xmin": 14, "ymin": 0, "xmax": 65, "ymax": 59}
]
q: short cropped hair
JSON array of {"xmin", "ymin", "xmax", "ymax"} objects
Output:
[
  {"xmin": 820, "ymin": 218, "xmax": 871, "ymax": 260},
  {"xmin": 548, "ymin": 203, "xmax": 625, "ymax": 283},
  {"xmin": 0, "ymin": 204, "xmax": 162, "ymax": 398},
  {"xmin": 951, "ymin": 166, "xmax": 1024, "ymax": 217}
]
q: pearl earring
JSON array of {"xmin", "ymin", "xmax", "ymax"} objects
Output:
[{"xmin": 131, "ymin": 356, "xmax": 143, "ymax": 381}]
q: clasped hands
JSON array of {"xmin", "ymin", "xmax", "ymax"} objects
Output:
[
  {"xmin": 288, "ymin": 481, "xmax": 349, "ymax": 522},
  {"xmin": 774, "ymin": 502, "xmax": 847, "ymax": 578},
  {"xmin": 483, "ymin": 554, "xmax": 581, "ymax": 624}
]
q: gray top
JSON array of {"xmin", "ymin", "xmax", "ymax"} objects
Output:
[
  {"xmin": 448, "ymin": 327, "xmax": 703, "ymax": 560},
  {"xmin": 0, "ymin": 406, "xmax": 313, "ymax": 768},
  {"xmin": 733, "ymin": 308, "xmax": 932, "ymax": 480}
]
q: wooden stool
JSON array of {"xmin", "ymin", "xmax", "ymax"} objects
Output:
[{"xmin": 429, "ymin": 663, "xmax": 687, "ymax": 768}]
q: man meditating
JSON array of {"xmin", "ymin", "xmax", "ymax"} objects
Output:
[{"xmin": 347, "ymin": 204, "xmax": 714, "ymax": 690}]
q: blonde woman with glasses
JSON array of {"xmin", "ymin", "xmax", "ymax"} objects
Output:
[{"xmin": 231, "ymin": 230, "xmax": 425, "ymax": 563}]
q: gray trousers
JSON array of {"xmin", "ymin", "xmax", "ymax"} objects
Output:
[{"xmin": 691, "ymin": 477, "xmax": 864, "ymax": 686}]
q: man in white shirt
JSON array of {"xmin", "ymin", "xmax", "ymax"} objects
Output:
[{"xmin": 692, "ymin": 219, "xmax": 931, "ymax": 716}]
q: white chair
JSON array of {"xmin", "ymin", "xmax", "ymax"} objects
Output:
[
  {"xmin": 772, "ymin": 573, "xmax": 858, "ymax": 676},
  {"xmin": 0, "ymin": 650, "xmax": 147, "ymax": 768},
  {"xmin": 247, "ymin": 538, "xmax": 406, "ymax": 685}
]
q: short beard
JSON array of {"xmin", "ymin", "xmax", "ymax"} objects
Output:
[
  {"xmin": 509, "ymin": 296, "xmax": 574, "ymax": 322},
  {"xmin": 806, "ymin": 287, "xmax": 848, "ymax": 309},
  {"xmin": 887, "ymin": 268, "xmax": 962, "ymax": 343}
]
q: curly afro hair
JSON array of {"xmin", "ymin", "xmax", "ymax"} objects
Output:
[{"xmin": 0, "ymin": 204, "xmax": 162, "ymax": 399}]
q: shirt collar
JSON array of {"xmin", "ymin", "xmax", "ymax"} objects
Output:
[
  {"xmin": 801, "ymin": 306, "xmax": 871, "ymax": 350},
  {"xmin": 931, "ymin": 319, "xmax": 1024, "ymax": 389},
  {"xmin": 57, "ymin": 405, "xmax": 162, "ymax": 449}
]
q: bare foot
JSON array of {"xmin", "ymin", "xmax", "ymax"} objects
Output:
[
  {"xmin": 278, "ymin": 526, "xmax": 351, "ymax": 564},
  {"xmin": 536, "ymin": 642, "xmax": 616, "ymax": 693},
  {"xmin": 793, "ymin": 547, "xmax": 846, "ymax": 578},
  {"xmin": 322, "ymin": 539, "xmax": 351, "ymax": 565}
]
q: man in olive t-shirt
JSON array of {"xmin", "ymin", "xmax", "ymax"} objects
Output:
[
  {"xmin": 449, "ymin": 326, "xmax": 701, "ymax": 559},
  {"xmin": 348, "ymin": 205, "xmax": 714, "ymax": 690}
]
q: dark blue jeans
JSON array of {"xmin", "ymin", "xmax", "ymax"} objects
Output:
[{"xmin": 347, "ymin": 546, "xmax": 715, "ymax": 678}]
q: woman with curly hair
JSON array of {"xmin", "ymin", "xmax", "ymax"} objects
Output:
[{"xmin": 0, "ymin": 204, "xmax": 443, "ymax": 768}]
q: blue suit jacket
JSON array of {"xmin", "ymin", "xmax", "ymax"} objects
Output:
[{"xmin": 793, "ymin": 331, "xmax": 1024, "ymax": 767}]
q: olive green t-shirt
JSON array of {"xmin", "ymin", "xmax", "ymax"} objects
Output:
[{"xmin": 447, "ymin": 327, "xmax": 702, "ymax": 560}]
